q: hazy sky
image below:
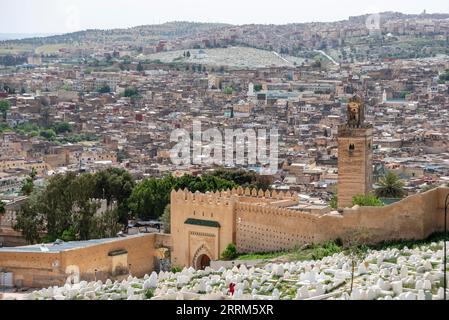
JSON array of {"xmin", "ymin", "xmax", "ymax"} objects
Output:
[{"xmin": 2, "ymin": 0, "xmax": 449, "ymax": 34}]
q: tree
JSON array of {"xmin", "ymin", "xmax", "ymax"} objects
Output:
[
  {"xmin": 210, "ymin": 168, "xmax": 270, "ymax": 190},
  {"xmin": 128, "ymin": 176, "xmax": 174, "ymax": 220},
  {"xmin": 0, "ymin": 200, "xmax": 5, "ymax": 216},
  {"xmin": 0, "ymin": 100, "xmax": 10, "ymax": 122},
  {"xmin": 52, "ymin": 122, "xmax": 73, "ymax": 134},
  {"xmin": 161, "ymin": 204, "xmax": 171, "ymax": 234},
  {"xmin": 14, "ymin": 169, "xmax": 134, "ymax": 243},
  {"xmin": 344, "ymin": 230, "xmax": 369, "ymax": 296},
  {"xmin": 93, "ymin": 168, "xmax": 135, "ymax": 225},
  {"xmin": 39, "ymin": 128, "xmax": 56, "ymax": 141},
  {"xmin": 123, "ymin": 87, "xmax": 139, "ymax": 98},
  {"xmin": 374, "ymin": 172, "xmax": 406, "ymax": 199},
  {"xmin": 97, "ymin": 84, "xmax": 111, "ymax": 94},
  {"xmin": 14, "ymin": 189, "xmax": 46, "ymax": 244},
  {"xmin": 221, "ymin": 243, "xmax": 238, "ymax": 261},
  {"xmin": 223, "ymin": 87, "xmax": 233, "ymax": 95},
  {"xmin": 128, "ymin": 173, "xmax": 237, "ymax": 220},
  {"xmin": 352, "ymin": 194, "xmax": 384, "ymax": 207},
  {"xmin": 186, "ymin": 51, "xmax": 191, "ymax": 58},
  {"xmin": 254, "ymin": 84, "xmax": 263, "ymax": 92},
  {"xmin": 21, "ymin": 168, "xmax": 37, "ymax": 196},
  {"xmin": 136, "ymin": 62, "xmax": 144, "ymax": 72},
  {"xmin": 329, "ymin": 194, "xmax": 338, "ymax": 209}
]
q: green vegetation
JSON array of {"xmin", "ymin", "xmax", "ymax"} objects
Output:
[
  {"xmin": 0, "ymin": 200, "xmax": 5, "ymax": 216},
  {"xmin": 421, "ymin": 184, "xmax": 440, "ymax": 193},
  {"xmin": 329, "ymin": 194, "xmax": 338, "ymax": 209},
  {"xmin": 14, "ymin": 167, "xmax": 270, "ymax": 243},
  {"xmin": 136, "ymin": 62, "xmax": 144, "ymax": 72},
  {"xmin": 0, "ymin": 100, "xmax": 10, "ymax": 121},
  {"xmin": 160, "ymin": 204, "xmax": 171, "ymax": 234},
  {"xmin": 236, "ymin": 232, "xmax": 448, "ymax": 267},
  {"xmin": 210, "ymin": 168, "xmax": 271, "ymax": 190},
  {"xmin": 14, "ymin": 168, "xmax": 134, "ymax": 244},
  {"xmin": 123, "ymin": 87, "xmax": 140, "ymax": 98},
  {"xmin": 352, "ymin": 194, "xmax": 384, "ymax": 207},
  {"xmin": 254, "ymin": 84, "xmax": 263, "ymax": 92},
  {"xmin": 0, "ymin": 123, "xmax": 11, "ymax": 133},
  {"xmin": 171, "ymin": 266, "xmax": 182, "ymax": 273},
  {"xmin": 144, "ymin": 288, "xmax": 155, "ymax": 300},
  {"xmin": 97, "ymin": 84, "xmax": 111, "ymax": 94},
  {"xmin": 128, "ymin": 174, "xmax": 237, "ymax": 220},
  {"xmin": 221, "ymin": 243, "xmax": 238, "ymax": 261},
  {"xmin": 237, "ymin": 241, "xmax": 344, "ymax": 262},
  {"xmin": 367, "ymin": 232, "xmax": 448, "ymax": 252},
  {"xmin": 374, "ymin": 172, "xmax": 406, "ymax": 199},
  {"xmin": 438, "ymin": 70, "xmax": 449, "ymax": 84},
  {"xmin": 223, "ymin": 86, "xmax": 233, "ymax": 95},
  {"xmin": 21, "ymin": 168, "xmax": 37, "ymax": 196}
]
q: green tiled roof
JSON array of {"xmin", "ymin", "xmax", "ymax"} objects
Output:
[{"xmin": 185, "ymin": 218, "xmax": 221, "ymax": 228}]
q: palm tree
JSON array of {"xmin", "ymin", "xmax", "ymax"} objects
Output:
[{"xmin": 374, "ymin": 172, "xmax": 406, "ymax": 199}]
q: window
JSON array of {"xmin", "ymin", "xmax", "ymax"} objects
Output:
[{"xmin": 349, "ymin": 144, "xmax": 355, "ymax": 151}]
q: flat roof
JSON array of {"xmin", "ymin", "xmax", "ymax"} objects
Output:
[{"xmin": 0, "ymin": 234, "xmax": 150, "ymax": 254}]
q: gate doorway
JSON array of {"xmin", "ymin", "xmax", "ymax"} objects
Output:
[{"xmin": 196, "ymin": 254, "xmax": 211, "ymax": 270}]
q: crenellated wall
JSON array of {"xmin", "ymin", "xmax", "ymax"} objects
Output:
[{"xmin": 171, "ymin": 187, "xmax": 449, "ymax": 265}]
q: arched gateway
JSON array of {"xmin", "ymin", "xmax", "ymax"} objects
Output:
[{"xmin": 196, "ymin": 254, "xmax": 211, "ymax": 270}]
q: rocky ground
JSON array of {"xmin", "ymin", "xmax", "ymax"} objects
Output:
[{"xmin": 21, "ymin": 241, "xmax": 449, "ymax": 301}]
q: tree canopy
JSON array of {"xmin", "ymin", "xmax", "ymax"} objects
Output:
[
  {"xmin": 374, "ymin": 172, "xmax": 406, "ymax": 199},
  {"xmin": 14, "ymin": 169, "xmax": 134, "ymax": 244},
  {"xmin": 0, "ymin": 100, "xmax": 10, "ymax": 121}
]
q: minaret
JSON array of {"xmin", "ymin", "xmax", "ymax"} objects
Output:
[{"xmin": 337, "ymin": 96, "xmax": 373, "ymax": 208}]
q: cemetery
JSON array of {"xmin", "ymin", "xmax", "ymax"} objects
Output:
[{"xmin": 25, "ymin": 239, "xmax": 448, "ymax": 300}]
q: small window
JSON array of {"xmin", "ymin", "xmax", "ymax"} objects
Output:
[{"xmin": 349, "ymin": 144, "xmax": 355, "ymax": 151}]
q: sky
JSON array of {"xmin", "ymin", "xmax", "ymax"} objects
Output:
[{"xmin": 1, "ymin": 0, "xmax": 449, "ymax": 34}]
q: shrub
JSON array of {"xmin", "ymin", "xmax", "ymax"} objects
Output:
[
  {"xmin": 144, "ymin": 288, "xmax": 154, "ymax": 300},
  {"xmin": 352, "ymin": 194, "xmax": 384, "ymax": 207},
  {"xmin": 171, "ymin": 266, "xmax": 182, "ymax": 273},
  {"xmin": 221, "ymin": 243, "xmax": 238, "ymax": 261}
]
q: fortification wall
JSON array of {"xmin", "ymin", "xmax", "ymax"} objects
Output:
[
  {"xmin": 170, "ymin": 187, "xmax": 299, "ymax": 267},
  {"xmin": 234, "ymin": 187, "xmax": 449, "ymax": 253}
]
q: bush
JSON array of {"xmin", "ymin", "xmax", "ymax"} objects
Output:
[
  {"xmin": 61, "ymin": 228, "xmax": 77, "ymax": 242},
  {"xmin": 309, "ymin": 241, "xmax": 343, "ymax": 260},
  {"xmin": 144, "ymin": 288, "xmax": 154, "ymax": 300},
  {"xmin": 221, "ymin": 243, "xmax": 238, "ymax": 261},
  {"xmin": 171, "ymin": 266, "xmax": 182, "ymax": 273},
  {"xmin": 352, "ymin": 194, "xmax": 384, "ymax": 207}
]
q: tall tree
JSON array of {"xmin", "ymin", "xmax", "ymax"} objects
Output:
[
  {"xmin": 374, "ymin": 172, "xmax": 406, "ymax": 199},
  {"xmin": 0, "ymin": 100, "xmax": 10, "ymax": 121},
  {"xmin": 0, "ymin": 200, "xmax": 5, "ymax": 216}
]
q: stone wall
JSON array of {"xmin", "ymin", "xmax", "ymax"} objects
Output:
[
  {"xmin": 171, "ymin": 187, "xmax": 449, "ymax": 260},
  {"xmin": 0, "ymin": 234, "xmax": 163, "ymax": 288}
]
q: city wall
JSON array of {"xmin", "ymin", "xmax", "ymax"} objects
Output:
[{"xmin": 171, "ymin": 187, "xmax": 449, "ymax": 258}]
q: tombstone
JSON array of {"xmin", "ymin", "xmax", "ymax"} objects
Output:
[
  {"xmin": 351, "ymin": 288, "xmax": 362, "ymax": 300},
  {"xmin": 423, "ymin": 280, "xmax": 432, "ymax": 291},
  {"xmin": 358, "ymin": 263, "xmax": 368, "ymax": 275},
  {"xmin": 296, "ymin": 286, "xmax": 309, "ymax": 300},
  {"xmin": 272, "ymin": 289, "xmax": 280, "ymax": 300},
  {"xmin": 417, "ymin": 290, "xmax": 426, "ymax": 301},
  {"xmin": 391, "ymin": 281, "xmax": 403, "ymax": 295},
  {"xmin": 400, "ymin": 265, "xmax": 408, "ymax": 279}
]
